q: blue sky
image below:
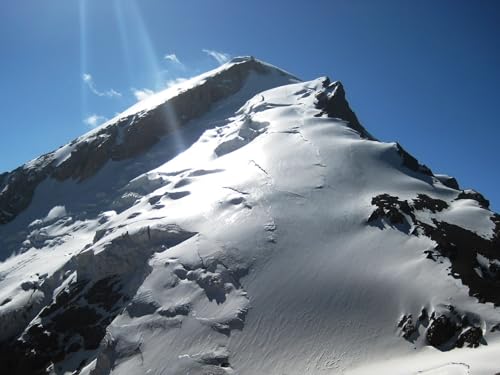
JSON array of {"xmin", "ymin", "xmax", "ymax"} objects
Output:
[{"xmin": 1, "ymin": 1, "xmax": 499, "ymax": 210}]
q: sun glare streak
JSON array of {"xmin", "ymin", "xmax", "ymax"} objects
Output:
[
  {"xmin": 128, "ymin": 0, "xmax": 164, "ymax": 91},
  {"xmin": 80, "ymin": 0, "xmax": 186, "ymax": 152},
  {"xmin": 128, "ymin": 0, "xmax": 186, "ymax": 151},
  {"xmin": 113, "ymin": 0, "xmax": 134, "ymax": 85},
  {"xmin": 79, "ymin": 0, "xmax": 88, "ymax": 120},
  {"xmin": 162, "ymin": 101, "xmax": 186, "ymax": 153}
]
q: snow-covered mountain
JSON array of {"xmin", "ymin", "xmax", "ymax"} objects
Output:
[{"xmin": 0, "ymin": 57, "xmax": 499, "ymax": 375}]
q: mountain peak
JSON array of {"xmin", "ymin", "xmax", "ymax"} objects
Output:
[
  {"xmin": 1, "ymin": 58, "xmax": 499, "ymax": 375},
  {"xmin": 227, "ymin": 55, "xmax": 255, "ymax": 64},
  {"xmin": 314, "ymin": 77, "xmax": 374, "ymax": 140},
  {"xmin": 0, "ymin": 57, "xmax": 300, "ymax": 225}
]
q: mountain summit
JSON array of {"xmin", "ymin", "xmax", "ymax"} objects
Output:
[{"xmin": 0, "ymin": 57, "xmax": 499, "ymax": 375}]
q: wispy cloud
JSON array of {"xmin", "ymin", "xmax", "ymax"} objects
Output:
[
  {"xmin": 202, "ymin": 49, "xmax": 231, "ymax": 65},
  {"xmin": 164, "ymin": 53, "xmax": 182, "ymax": 65},
  {"xmin": 83, "ymin": 114, "xmax": 107, "ymax": 128},
  {"xmin": 131, "ymin": 78, "xmax": 190, "ymax": 102},
  {"xmin": 132, "ymin": 88, "xmax": 155, "ymax": 101},
  {"xmin": 166, "ymin": 77, "xmax": 188, "ymax": 88},
  {"xmin": 82, "ymin": 73, "xmax": 122, "ymax": 98}
]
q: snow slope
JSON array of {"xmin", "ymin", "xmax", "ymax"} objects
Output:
[{"xmin": 0, "ymin": 57, "xmax": 499, "ymax": 375}]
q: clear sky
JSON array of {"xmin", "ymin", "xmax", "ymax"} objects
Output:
[{"xmin": 1, "ymin": 1, "xmax": 499, "ymax": 210}]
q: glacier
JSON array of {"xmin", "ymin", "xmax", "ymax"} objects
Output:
[{"xmin": 0, "ymin": 57, "xmax": 499, "ymax": 374}]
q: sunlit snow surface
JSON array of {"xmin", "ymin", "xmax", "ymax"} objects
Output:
[{"xmin": 0, "ymin": 59, "xmax": 499, "ymax": 374}]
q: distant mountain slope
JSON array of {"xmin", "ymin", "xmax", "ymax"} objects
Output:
[{"xmin": 0, "ymin": 57, "xmax": 498, "ymax": 375}]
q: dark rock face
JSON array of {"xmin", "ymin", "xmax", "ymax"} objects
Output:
[
  {"xmin": 0, "ymin": 58, "xmax": 293, "ymax": 225},
  {"xmin": 491, "ymin": 323, "xmax": 500, "ymax": 333},
  {"xmin": 369, "ymin": 193, "xmax": 500, "ymax": 306},
  {"xmin": 158, "ymin": 304, "xmax": 191, "ymax": 318},
  {"xmin": 398, "ymin": 314, "xmax": 418, "ymax": 340},
  {"xmin": 0, "ymin": 224, "xmax": 198, "ymax": 374},
  {"xmin": 426, "ymin": 315, "xmax": 458, "ymax": 348},
  {"xmin": 0, "ymin": 276, "xmax": 124, "ymax": 375},
  {"xmin": 198, "ymin": 352, "xmax": 230, "ymax": 367},
  {"xmin": 368, "ymin": 193, "xmax": 449, "ymax": 227},
  {"xmin": 412, "ymin": 194, "xmax": 449, "ymax": 213},
  {"xmin": 315, "ymin": 83, "xmax": 438, "ymax": 186},
  {"xmin": 373, "ymin": 189, "xmax": 499, "ymax": 347},
  {"xmin": 314, "ymin": 83, "xmax": 438, "ymax": 185},
  {"xmin": 368, "ymin": 193, "xmax": 413, "ymax": 225},
  {"xmin": 395, "ymin": 143, "xmax": 433, "ymax": 176},
  {"xmin": 420, "ymin": 220, "xmax": 500, "ymax": 305},
  {"xmin": 399, "ymin": 306, "xmax": 485, "ymax": 350},
  {"xmin": 315, "ymin": 79, "xmax": 374, "ymax": 140},
  {"xmin": 456, "ymin": 327, "xmax": 483, "ymax": 348},
  {"xmin": 0, "ymin": 162, "xmax": 53, "ymax": 224},
  {"xmin": 435, "ymin": 175, "xmax": 460, "ymax": 190},
  {"xmin": 456, "ymin": 189, "xmax": 490, "ymax": 209}
]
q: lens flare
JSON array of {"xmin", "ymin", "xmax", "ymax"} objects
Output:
[
  {"xmin": 113, "ymin": 0, "xmax": 185, "ymax": 152},
  {"xmin": 128, "ymin": 0, "xmax": 164, "ymax": 90},
  {"xmin": 79, "ymin": 0, "xmax": 185, "ymax": 153},
  {"xmin": 79, "ymin": 0, "xmax": 88, "ymax": 119},
  {"xmin": 113, "ymin": 0, "xmax": 134, "ymax": 84}
]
